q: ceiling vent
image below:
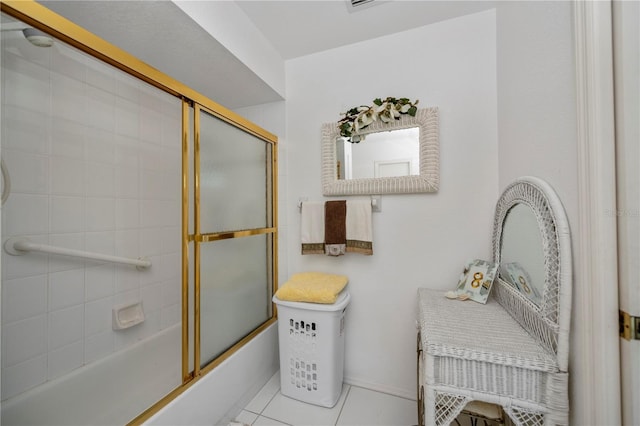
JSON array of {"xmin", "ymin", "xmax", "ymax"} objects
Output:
[
  {"xmin": 346, "ymin": 0, "xmax": 380, "ymax": 13},
  {"xmin": 351, "ymin": 0, "xmax": 374, "ymax": 7}
]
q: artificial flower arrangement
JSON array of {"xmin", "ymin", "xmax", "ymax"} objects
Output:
[{"xmin": 338, "ymin": 97, "xmax": 419, "ymax": 143}]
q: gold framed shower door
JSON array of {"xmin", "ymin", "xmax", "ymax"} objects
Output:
[{"xmin": 0, "ymin": 1, "xmax": 279, "ymax": 424}]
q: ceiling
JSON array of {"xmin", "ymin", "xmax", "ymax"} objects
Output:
[
  {"xmin": 23, "ymin": 1, "xmax": 494, "ymax": 109},
  {"xmin": 235, "ymin": 1, "xmax": 496, "ymax": 60}
]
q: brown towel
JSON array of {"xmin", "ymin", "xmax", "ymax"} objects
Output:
[{"xmin": 324, "ymin": 200, "xmax": 346, "ymax": 256}]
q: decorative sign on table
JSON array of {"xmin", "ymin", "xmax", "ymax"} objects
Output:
[{"xmin": 450, "ymin": 259, "xmax": 499, "ymax": 304}]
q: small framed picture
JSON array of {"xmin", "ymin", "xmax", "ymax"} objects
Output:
[{"xmin": 455, "ymin": 259, "xmax": 499, "ymax": 304}]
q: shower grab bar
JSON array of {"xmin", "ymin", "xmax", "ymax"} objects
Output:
[{"xmin": 4, "ymin": 237, "xmax": 152, "ymax": 269}]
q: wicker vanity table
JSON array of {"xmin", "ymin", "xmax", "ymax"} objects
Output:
[{"xmin": 416, "ymin": 177, "xmax": 572, "ymax": 426}]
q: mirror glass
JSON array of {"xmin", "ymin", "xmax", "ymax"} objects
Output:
[
  {"xmin": 321, "ymin": 107, "xmax": 439, "ymax": 195},
  {"xmin": 499, "ymin": 203, "xmax": 545, "ymax": 306},
  {"xmin": 336, "ymin": 127, "xmax": 419, "ymax": 180}
]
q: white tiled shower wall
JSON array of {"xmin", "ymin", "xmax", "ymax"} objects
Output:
[{"xmin": 1, "ymin": 35, "xmax": 182, "ymax": 400}]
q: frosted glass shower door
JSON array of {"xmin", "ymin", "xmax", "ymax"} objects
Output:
[
  {"xmin": 199, "ymin": 235, "xmax": 272, "ymax": 365},
  {"xmin": 196, "ymin": 108, "xmax": 275, "ymax": 368}
]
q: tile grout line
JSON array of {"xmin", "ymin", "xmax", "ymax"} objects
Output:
[
  {"xmin": 243, "ymin": 375, "xmax": 281, "ymax": 418},
  {"xmin": 259, "ymin": 389, "xmax": 280, "ymax": 416},
  {"xmin": 347, "ymin": 383, "xmax": 417, "ymax": 403},
  {"xmin": 254, "ymin": 413, "xmax": 293, "ymax": 426},
  {"xmin": 334, "ymin": 385, "xmax": 353, "ymax": 426},
  {"xmin": 241, "ymin": 377, "xmax": 421, "ymax": 426}
]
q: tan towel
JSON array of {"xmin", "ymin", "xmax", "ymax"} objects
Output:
[
  {"xmin": 324, "ymin": 200, "xmax": 346, "ymax": 256},
  {"xmin": 300, "ymin": 202, "xmax": 325, "ymax": 255},
  {"xmin": 275, "ymin": 272, "xmax": 348, "ymax": 304},
  {"xmin": 346, "ymin": 200, "xmax": 373, "ymax": 255}
]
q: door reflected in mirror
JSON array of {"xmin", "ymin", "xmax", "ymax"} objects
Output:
[{"xmin": 335, "ymin": 127, "xmax": 419, "ymax": 180}]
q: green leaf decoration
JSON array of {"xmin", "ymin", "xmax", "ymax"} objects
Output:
[{"xmin": 338, "ymin": 97, "xmax": 419, "ymax": 142}]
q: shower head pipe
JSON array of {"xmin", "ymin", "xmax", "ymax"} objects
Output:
[
  {"xmin": 1, "ymin": 24, "xmax": 54, "ymax": 47},
  {"xmin": 22, "ymin": 27, "xmax": 54, "ymax": 47}
]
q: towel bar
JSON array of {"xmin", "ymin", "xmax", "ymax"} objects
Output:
[{"xmin": 297, "ymin": 196, "xmax": 381, "ymax": 212}]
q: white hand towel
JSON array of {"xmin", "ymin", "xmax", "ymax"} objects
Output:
[
  {"xmin": 300, "ymin": 202, "xmax": 325, "ymax": 254},
  {"xmin": 346, "ymin": 200, "xmax": 373, "ymax": 255}
]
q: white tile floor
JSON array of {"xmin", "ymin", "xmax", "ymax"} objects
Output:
[{"xmin": 233, "ymin": 372, "xmax": 418, "ymax": 426}]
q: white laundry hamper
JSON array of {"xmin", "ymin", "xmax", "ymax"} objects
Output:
[{"xmin": 272, "ymin": 291, "xmax": 350, "ymax": 408}]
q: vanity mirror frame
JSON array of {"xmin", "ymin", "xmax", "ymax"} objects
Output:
[
  {"xmin": 491, "ymin": 176, "xmax": 572, "ymax": 371},
  {"xmin": 321, "ymin": 107, "xmax": 439, "ymax": 196}
]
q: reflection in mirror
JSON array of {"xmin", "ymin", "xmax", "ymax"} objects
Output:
[
  {"xmin": 322, "ymin": 107, "xmax": 439, "ymax": 195},
  {"xmin": 336, "ymin": 127, "xmax": 419, "ymax": 180},
  {"xmin": 499, "ymin": 203, "xmax": 545, "ymax": 306}
]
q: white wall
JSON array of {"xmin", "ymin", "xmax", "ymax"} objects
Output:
[
  {"xmin": 173, "ymin": 1, "xmax": 285, "ymax": 100},
  {"xmin": 496, "ymin": 1, "xmax": 578, "ymax": 201},
  {"xmin": 495, "ymin": 1, "xmax": 585, "ymax": 422},
  {"xmin": 285, "ymin": 10, "xmax": 498, "ymax": 397}
]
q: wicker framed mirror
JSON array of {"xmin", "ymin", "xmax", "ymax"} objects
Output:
[
  {"xmin": 492, "ymin": 176, "xmax": 572, "ymax": 369},
  {"xmin": 321, "ymin": 107, "xmax": 439, "ymax": 196}
]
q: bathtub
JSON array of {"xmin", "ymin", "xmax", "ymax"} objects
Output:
[
  {"xmin": 1, "ymin": 322, "xmax": 279, "ymax": 426},
  {"xmin": 146, "ymin": 323, "xmax": 279, "ymax": 426},
  {"xmin": 1, "ymin": 324, "xmax": 182, "ymax": 426}
]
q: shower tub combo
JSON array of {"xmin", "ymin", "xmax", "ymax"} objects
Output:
[{"xmin": 1, "ymin": 2, "xmax": 279, "ymax": 424}]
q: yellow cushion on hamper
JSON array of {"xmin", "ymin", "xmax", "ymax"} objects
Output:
[{"xmin": 275, "ymin": 272, "xmax": 348, "ymax": 304}]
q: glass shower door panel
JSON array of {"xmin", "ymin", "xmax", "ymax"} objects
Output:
[
  {"xmin": 199, "ymin": 110, "xmax": 270, "ymax": 233},
  {"xmin": 199, "ymin": 234, "xmax": 272, "ymax": 367}
]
